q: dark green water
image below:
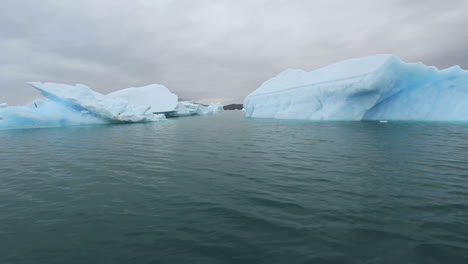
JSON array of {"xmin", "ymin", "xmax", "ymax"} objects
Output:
[{"xmin": 1, "ymin": 112, "xmax": 467, "ymax": 263}]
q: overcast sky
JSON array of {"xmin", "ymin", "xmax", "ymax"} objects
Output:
[{"xmin": 1, "ymin": 0, "xmax": 467, "ymax": 104}]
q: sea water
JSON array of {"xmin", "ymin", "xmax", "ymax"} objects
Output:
[{"xmin": 1, "ymin": 111, "xmax": 467, "ymax": 263}]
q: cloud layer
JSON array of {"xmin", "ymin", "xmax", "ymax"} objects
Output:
[{"xmin": 1, "ymin": 0, "xmax": 467, "ymax": 104}]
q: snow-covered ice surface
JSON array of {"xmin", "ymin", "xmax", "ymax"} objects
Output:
[
  {"xmin": 0, "ymin": 82, "xmax": 165, "ymax": 130},
  {"xmin": 244, "ymin": 55, "xmax": 468, "ymax": 121},
  {"xmin": 108, "ymin": 84, "xmax": 178, "ymax": 113}
]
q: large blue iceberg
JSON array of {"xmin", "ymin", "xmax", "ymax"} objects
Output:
[
  {"xmin": 0, "ymin": 82, "xmax": 165, "ymax": 130},
  {"xmin": 0, "ymin": 82, "xmax": 223, "ymax": 130},
  {"xmin": 244, "ymin": 55, "xmax": 468, "ymax": 121}
]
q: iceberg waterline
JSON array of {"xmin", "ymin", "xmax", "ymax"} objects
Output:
[
  {"xmin": 2, "ymin": 54, "xmax": 466, "ymax": 129},
  {"xmin": 0, "ymin": 82, "xmax": 223, "ymax": 130},
  {"xmin": 244, "ymin": 54, "xmax": 468, "ymax": 121}
]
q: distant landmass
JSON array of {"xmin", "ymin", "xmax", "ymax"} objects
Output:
[{"xmin": 223, "ymin": 104, "xmax": 243, "ymax": 110}]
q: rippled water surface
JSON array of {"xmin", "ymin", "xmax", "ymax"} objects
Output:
[{"xmin": 1, "ymin": 111, "xmax": 468, "ymax": 263}]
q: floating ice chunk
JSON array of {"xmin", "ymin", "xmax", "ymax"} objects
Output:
[
  {"xmin": 108, "ymin": 84, "xmax": 178, "ymax": 113},
  {"xmin": 29, "ymin": 82, "xmax": 162, "ymax": 123},
  {"xmin": 0, "ymin": 82, "xmax": 166, "ymax": 130},
  {"xmin": 0, "ymin": 100, "xmax": 106, "ymax": 129},
  {"xmin": 168, "ymin": 101, "xmax": 224, "ymax": 117},
  {"xmin": 188, "ymin": 102, "xmax": 223, "ymax": 116},
  {"xmin": 107, "ymin": 85, "xmax": 223, "ymax": 118},
  {"xmin": 244, "ymin": 55, "xmax": 468, "ymax": 121},
  {"xmin": 207, "ymin": 103, "xmax": 224, "ymax": 114},
  {"xmin": 170, "ymin": 102, "xmax": 195, "ymax": 117},
  {"xmin": 1, "ymin": 81, "xmax": 223, "ymax": 130}
]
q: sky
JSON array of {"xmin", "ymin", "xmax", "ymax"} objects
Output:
[{"xmin": 1, "ymin": 0, "xmax": 467, "ymax": 104}]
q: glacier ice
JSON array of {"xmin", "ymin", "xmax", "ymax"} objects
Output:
[
  {"xmin": 207, "ymin": 103, "xmax": 224, "ymax": 114},
  {"xmin": 0, "ymin": 99, "xmax": 107, "ymax": 129},
  {"xmin": 106, "ymin": 84, "xmax": 223, "ymax": 117},
  {"xmin": 168, "ymin": 102, "xmax": 224, "ymax": 117},
  {"xmin": 29, "ymin": 82, "xmax": 163, "ymax": 123},
  {"xmin": 0, "ymin": 82, "xmax": 223, "ymax": 130},
  {"xmin": 0, "ymin": 82, "xmax": 165, "ymax": 130},
  {"xmin": 194, "ymin": 102, "xmax": 224, "ymax": 116},
  {"xmin": 108, "ymin": 84, "xmax": 178, "ymax": 113},
  {"xmin": 244, "ymin": 55, "xmax": 468, "ymax": 121}
]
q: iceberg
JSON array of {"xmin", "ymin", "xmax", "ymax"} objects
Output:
[
  {"xmin": 207, "ymin": 103, "xmax": 224, "ymax": 114},
  {"xmin": 0, "ymin": 82, "xmax": 224, "ymax": 130},
  {"xmin": 244, "ymin": 55, "xmax": 468, "ymax": 121},
  {"xmin": 0, "ymin": 100, "xmax": 107, "ymax": 129},
  {"xmin": 107, "ymin": 84, "xmax": 224, "ymax": 117},
  {"xmin": 0, "ymin": 82, "xmax": 165, "ymax": 130},
  {"xmin": 29, "ymin": 82, "xmax": 162, "ymax": 123},
  {"xmin": 168, "ymin": 102, "xmax": 224, "ymax": 117},
  {"xmin": 108, "ymin": 84, "xmax": 178, "ymax": 113},
  {"xmin": 171, "ymin": 102, "xmax": 194, "ymax": 117}
]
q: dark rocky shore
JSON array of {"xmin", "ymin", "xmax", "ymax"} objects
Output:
[{"xmin": 223, "ymin": 104, "xmax": 243, "ymax": 110}]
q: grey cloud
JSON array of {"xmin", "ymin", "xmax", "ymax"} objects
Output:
[{"xmin": 1, "ymin": 0, "xmax": 467, "ymax": 104}]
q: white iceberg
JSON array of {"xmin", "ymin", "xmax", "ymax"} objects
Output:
[
  {"xmin": 206, "ymin": 103, "xmax": 224, "ymax": 114},
  {"xmin": 168, "ymin": 101, "xmax": 224, "ymax": 117},
  {"xmin": 0, "ymin": 100, "xmax": 107, "ymax": 129},
  {"xmin": 108, "ymin": 85, "xmax": 224, "ymax": 117},
  {"xmin": 0, "ymin": 82, "xmax": 165, "ymax": 130},
  {"xmin": 29, "ymin": 82, "xmax": 162, "ymax": 123},
  {"xmin": 0, "ymin": 82, "xmax": 224, "ymax": 130},
  {"xmin": 244, "ymin": 55, "xmax": 468, "ymax": 121},
  {"xmin": 171, "ymin": 102, "xmax": 194, "ymax": 117},
  {"xmin": 0, "ymin": 103, "xmax": 7, "ymax": 109},
  {"xmin": 108, "ymin": 84, "xmax": 178, "ymax": 113}
]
